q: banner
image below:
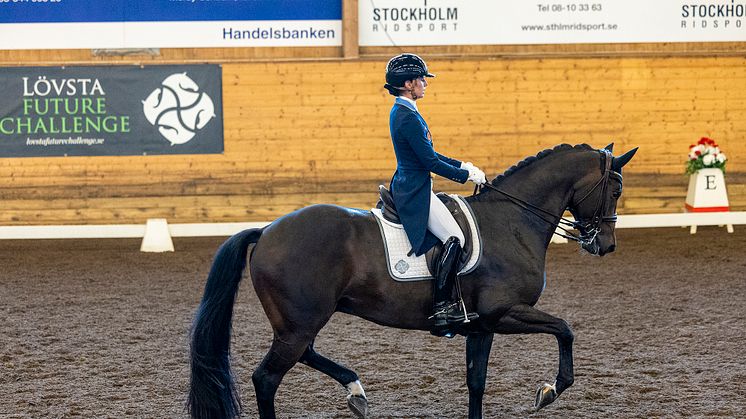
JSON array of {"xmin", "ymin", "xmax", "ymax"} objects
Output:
[
  {"xmin": 359, "ymin": 0, "xmax": 746, "ymax": 46},
  {"xmin": 0, "ymin": 65, "xmax": 224, "ymax": 157},
  {"xmin": 0, "ymin": 0, "xmax": 342, "ymax": 49}
]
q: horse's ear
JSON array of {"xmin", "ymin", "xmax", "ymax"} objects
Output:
[
  {"xmin": 612, "ymin": 147, "xmax": 639, "ymax": 172},
  {"xmin": 604, "ymin": 142, "xmax": 614, "ymax": 152}
]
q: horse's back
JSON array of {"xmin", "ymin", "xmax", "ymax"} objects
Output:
[{"xmin": 262, "ymin": 203, "xmax": 373, "ymax": 241}]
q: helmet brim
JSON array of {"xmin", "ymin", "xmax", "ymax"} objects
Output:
[{"xmin": 425, "ymin": 72, "xmax": 435, "ymax": 78}]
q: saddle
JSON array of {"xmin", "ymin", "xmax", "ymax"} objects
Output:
[{"xmin": 376, "ymin": 185, "xmax": 475, "ymax": 275}]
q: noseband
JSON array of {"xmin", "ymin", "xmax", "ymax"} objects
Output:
[{"xmin": 476, "ymin": 149, "xmax": 620, "ymax": 247}]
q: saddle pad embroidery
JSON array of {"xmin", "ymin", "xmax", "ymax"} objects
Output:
[{"xmin": 371, "ymin": 195, "xmax": 482, "ymax": 282}]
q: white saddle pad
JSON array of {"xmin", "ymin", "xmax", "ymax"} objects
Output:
[{"xmin": 371, "ymin": 195, "xmax": 482, "ymax": 282}]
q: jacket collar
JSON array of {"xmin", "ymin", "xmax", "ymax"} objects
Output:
[{"xmin": 395, "ymin": 96, "xmax": 418, "ymax": 113}]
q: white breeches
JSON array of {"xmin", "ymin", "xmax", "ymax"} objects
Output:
[{"xmin": 427, "ymin": 190, "xmax": 465, "ymax": 244}]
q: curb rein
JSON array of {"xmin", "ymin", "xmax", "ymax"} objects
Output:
[{"xmin": 472, "ymin": 149, "xmax": 620, "ymax": 247}]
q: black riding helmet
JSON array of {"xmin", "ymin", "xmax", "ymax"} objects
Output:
[{"xmin": 384, "ymin": 53, "xmax": 435, "ymax": 95}]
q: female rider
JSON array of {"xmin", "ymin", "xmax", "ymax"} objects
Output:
[{"xmin": 383, "ymin": 53, "xmax": 486, "ymax": 337}]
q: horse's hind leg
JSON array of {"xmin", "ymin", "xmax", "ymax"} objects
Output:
[
  {"xmin": 491, "ymin": 304, "xmax": 574, "ymax": 411},
  {"xmin": 299, "ymin": 341, "xmax": 368, "ymax": 418},
  {"xmin": 252, "ymin": 334, "xmax": 312, "ymax": 419}
]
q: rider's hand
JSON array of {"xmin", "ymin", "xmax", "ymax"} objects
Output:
[
  {"xmin": 467, "ymin": 167, "xmax": 487, "ymax": 185},
  {"xmin": 460, "ymin": 161, "xmax": 475, "ymax": 171}
]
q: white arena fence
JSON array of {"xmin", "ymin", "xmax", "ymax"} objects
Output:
[{"xmin": 0, "ymin": 212, "xmax": 744, "ymax": 252}]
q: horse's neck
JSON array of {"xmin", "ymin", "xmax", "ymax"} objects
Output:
[
  {"xmin": 471, "ymin": 151, "xmax": 593, "ymax": 247},
  {"xmin": 500, "ymin": 152, "xmax": 590, "ymax": 215}
]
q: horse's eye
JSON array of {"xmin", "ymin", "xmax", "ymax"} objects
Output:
[{"xmin": 612, "ymin": 191, "xmax": 622, "ymax": 199}]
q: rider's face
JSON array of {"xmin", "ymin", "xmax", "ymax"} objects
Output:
[{"xmin": 406, "ymin": 77, "xmax": 427, "ymax": 100}]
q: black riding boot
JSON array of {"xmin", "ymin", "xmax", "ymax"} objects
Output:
[{"xmin": 430, "ymin": 237, "xmax": 478, "ymax": 337}]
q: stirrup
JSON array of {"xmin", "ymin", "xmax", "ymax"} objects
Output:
[
  {"xmin": 430, "ymin": 306, "xmax": 477, "ymax": 338},
  {"xmin": 456, "ymin": 297, "xmax": 479, "ymax": 324},
  {"xmin": 429, "ymin": 304, "xmax": 479, "ymax": 339},
  {"xmin": 429, "ymin": 301, "xmax": 479, "ymax": 323}
]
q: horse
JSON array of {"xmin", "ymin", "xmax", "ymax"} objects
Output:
[{"xmin": 188, "ymin": 143, "xmax": 638, "ymax": 419}]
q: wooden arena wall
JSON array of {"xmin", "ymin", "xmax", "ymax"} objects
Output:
[{"xmin": 1, "ymin": 51, "xmax": 746, "ymax": 225}]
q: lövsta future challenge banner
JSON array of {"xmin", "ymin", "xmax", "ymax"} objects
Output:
[{"xmin": 0, "ymin": 65, "xmax": 224, "ymax": 157}]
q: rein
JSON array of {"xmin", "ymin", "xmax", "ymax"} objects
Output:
[
  {"xmin": 473, "ymin": 149, "xmax": 618, "ymax": 246},
  {"xmin": 474, "ymin": 182, "xmax": 584, "ymax": 243}
]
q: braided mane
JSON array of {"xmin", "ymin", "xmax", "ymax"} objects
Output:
[{"xmin": 491, "ymin": 143, "xmax": 594, "ymax": 185}]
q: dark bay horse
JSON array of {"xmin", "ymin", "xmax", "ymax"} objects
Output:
[{"xmin": 188, "ymin": 143, "xmax": 638, "ymax": 419}]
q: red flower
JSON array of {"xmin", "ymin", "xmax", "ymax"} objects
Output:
[{"xmin": 698, "ymin": 137, "xmax": 716, "ymax": 146}]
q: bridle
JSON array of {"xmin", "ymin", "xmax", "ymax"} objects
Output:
[{"xmin": 474, "ymin": 149, "xmax": 621, "ymax": 247}]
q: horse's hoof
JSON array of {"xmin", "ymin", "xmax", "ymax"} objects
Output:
[
  {"xmin": 347, "ymin": 394, "xmax": 369, "ymax": 419},
  {"xmin": 534, "ymin": 382, "xmax": 558, "ymax": 411}
]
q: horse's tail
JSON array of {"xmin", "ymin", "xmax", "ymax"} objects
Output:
[{"xmin": 188, "ymin": 227, "xmax": 263, "ymax": 419}]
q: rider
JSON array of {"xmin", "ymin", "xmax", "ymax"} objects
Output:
[{"xmin": 384, "ymin": 53, "xmax": 486, "ymax": 337}]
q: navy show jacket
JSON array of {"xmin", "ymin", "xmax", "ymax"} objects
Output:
[{"xmin": 388, "ymin": 97, "xmax": 469, "ymax": 256}]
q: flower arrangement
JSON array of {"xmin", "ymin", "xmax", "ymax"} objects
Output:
[{"xmin": 686, "ymin": 137, "xmax": 726, "ymax": 175}]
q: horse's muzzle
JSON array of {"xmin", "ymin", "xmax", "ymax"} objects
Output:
[{"xmin": 585, "ymin": 241, "xmax": 616, "ymax": 256}]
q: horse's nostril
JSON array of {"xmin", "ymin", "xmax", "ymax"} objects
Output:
[{"xmin": 608, "ymin": 244, "xmax": 616, "ymax": 253}]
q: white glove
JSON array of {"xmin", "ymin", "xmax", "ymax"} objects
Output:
[
  {"xmin": 460, "ymin": 161, "xmax": 475, "ymax": 171},
  {"xmin": 467, "ymin": 166, "xmax": 487, "ymax": 185}
]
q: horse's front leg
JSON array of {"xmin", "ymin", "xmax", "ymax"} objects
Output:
[
  {"xmin": 465, "ymin": 333, "xmax": 494, "ymax": 419},
  {"xmin": 491, "ymin": 304, "xmax": 574, "ymax": 411}
]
